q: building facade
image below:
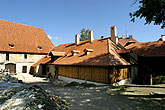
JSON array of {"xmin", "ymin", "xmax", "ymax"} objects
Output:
[{"xmin": 0, "ymin": 19, "xmax": 54, "ymax": 74}]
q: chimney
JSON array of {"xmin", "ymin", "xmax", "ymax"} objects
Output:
[
  {"xmin": 161, "ymin": 35, "xmax": 165, "ymax": 41},
  {"xmin": 88, "ymin": 30, "xmax": 94, "ymax": 43},
  {"xmin": 122, "ymin": 35, "xmax": 126, "ymax": 39},
  {"xmin": 110, "ymin": 26, "xmax": 118, "ymax": 44},
  {"xmin": 129, "ymin": 35, "xmax": 133, "ymax": 39},
  {"xmin": 75, "ymin": 34, "xmax": 80, "ymax": 45}
]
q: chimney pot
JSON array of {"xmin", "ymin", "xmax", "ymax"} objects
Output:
[
  {"xmin": 75, "ymin": 34, "xmax": 80, "ymax": 44},
  {"xmin": 88, "ymin": 30, "xmax": 94, "ymax": 43},
  {"xmin": 110, "ymin": 26, "xmax": 118, "ymax": 44},
  {"xmin": 122, "ymin": 35, "xmax": 126, "ymax": 39},
  {"xmin": 161, "ymin": 35, "xmax": 165, "ymax": 41},
  {"xmin": 129, "ymin": 35, "xmax": 133, "ymax": 39}
]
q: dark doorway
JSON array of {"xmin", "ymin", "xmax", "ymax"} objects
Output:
[
  {"xmin": 5, "ymin": 63, "xmax": 16, "ymax": 73},
  {"xmin": 42, "ymin": 65, "xmax": 46, "ymax": 75}
]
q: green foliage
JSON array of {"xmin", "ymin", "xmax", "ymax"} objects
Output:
[
  {"xmin": 80, "ymin": 29, "xmax": 89, "ymax": 41},
  {"xmin": 130, "ymin": 0, "xmax": 165, "ymax": 28}
]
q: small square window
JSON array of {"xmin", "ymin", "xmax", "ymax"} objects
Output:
[
  {"xmin": 24, "ymin": 54, "xmax": 27, "ymax": 59},
  {"xmin": 22, "ymin": 66, "xmax": 27, "ymax": 73}
]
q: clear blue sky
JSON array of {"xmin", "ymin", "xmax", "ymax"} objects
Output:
[{"xmin": 0, "ymin": 0, "xmax": 164, "ymax": 46}]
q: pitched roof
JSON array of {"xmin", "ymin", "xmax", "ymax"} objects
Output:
[
  {"xmin": 119, "ymin": 41, "xmax": 165, "ymax": 57},
  {"xmin": 0, "ymin": 19, "xmax": 54, "ymax": 54},
  {"xmin": 32, "ymin": 56, "xmax": 51, "ymax": 67},
  {"xmin": 118, "ymin": 37, "xmax": 139, "ymax": 47},
  {"xmin": 51, "ymin": 38, "xmax": 130, "ymax": 66}
]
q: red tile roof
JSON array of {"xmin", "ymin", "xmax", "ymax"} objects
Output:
[
  {"xmin": 0, "ymin": 19, "xmax": 54, "ymax": 54},
  {"xmin": 50, "ymin": 51, "xmax": 65, "ymax": 56},
  {"xmin": 118, "ymin": 37, "xmax": 139, "ymax": 47},
  {"xmin": 119, "ymin": 41, "xmax": 165, "ymax": 57},
  {"xmin": 51, "ymin": 38, "xmax": 130, "ymax": 66},
  {"xmin": 32, "ymin": 56, "xmax": 51, "ymax": 67},
  {"xmin": 131, "ymin": 41, "xmax": 165, "ymax": 57}
]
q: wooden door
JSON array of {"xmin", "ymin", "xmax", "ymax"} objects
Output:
[{"xmin": 5, "ymin": 63, "xmax": 16, "ymax": 73}]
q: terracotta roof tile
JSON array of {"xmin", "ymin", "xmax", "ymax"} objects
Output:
[
  {"xmin": 131, "ymin": 41, "xmax": 165, "ymax": 57},
  {"xmin": 118, "ymin": 37, "xmax": 139, "ymax": 47},
  {"xmin": 0, "ymin": 19, "xmax": 54, "ymax": 54},
  {"xmin": 50, "ymin": 51, "xmax": 65, "ymax": 56},
  {"xmin": 52, "ymin": 38, "xmax": 130, "ymax": 66},
  {"xmin": 32, "ymin": 56, "xmax": 51, "ymax": 67},
  {"xmin": 119, "ymin": 41, "xmax": 165, "ymax": 57}
]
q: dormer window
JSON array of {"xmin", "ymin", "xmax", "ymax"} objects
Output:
[
  {"xmin": 38, "ymin": 46, "xmax": 42, "ymax": 50},
  {"xmin": 71, "ymin": 50, "xmax": 80, "ymax": 56},
  {"xmin": 84, "ymin": 48, "xmax": 94, "ymax": 55},
  {"xmin": 9, "ymin": 44, "xmax": 14, "ymax": 48}
]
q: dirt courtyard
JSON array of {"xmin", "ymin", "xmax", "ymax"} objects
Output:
[
  {"xmin": 33, "ymin": 82, "xmax": 165, "ymax": 110},
  {"xmin": 1, "ymin": 73, "xmax": 165, "ymax": 110}
]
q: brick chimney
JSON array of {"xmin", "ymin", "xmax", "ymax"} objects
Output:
[
  {"xmin": 110, "ymin": 26, "xmax": 118, "ymax": 44},
  {"xmin": 161, "ymin": 35, "xmax": 165, "ymax": 41},
  {"xmin": 75, "ymin": 34, "xmax": 80, "ymax": 45},
  {"xmin": 88, "ymin": 30, "xmax": 94, "ymax": 43}
]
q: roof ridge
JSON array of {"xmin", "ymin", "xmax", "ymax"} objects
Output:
[
  {"xmin": 107, "ymin": 38, "xmax": 130, "ymax": 65},
  {"xmin": 0, "ymin": 19, "xmax": 42, "ymax": 29}
]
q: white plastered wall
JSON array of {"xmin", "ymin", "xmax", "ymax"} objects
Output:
[{"xmin": 0, "ymin": 52, "xmax": 45, "ymax": 73}]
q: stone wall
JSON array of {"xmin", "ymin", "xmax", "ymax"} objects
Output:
[{"xmin": 0, "ymin": 52, "xmax": 45, "ymax": 73}]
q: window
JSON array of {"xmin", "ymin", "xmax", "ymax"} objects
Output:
[
  {"xmin": 9, "ymin": 44, "xmax": 14, "ymax": 48},
  {"xmin": 38, "ymin": 46, "xmax": 42, "ymax": 50},
  {"xmin": 22, "ymin": 66, "xmax": 27, "ymax": 73},
  {"xmin": 6, "ymin": 53, "xmax": 9, "ymax": 61},
  {"xmin": 24, "ymin": 54, "xmax": 27, "ymax": 59}
]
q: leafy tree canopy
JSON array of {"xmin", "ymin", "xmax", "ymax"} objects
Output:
[
  {"xmin": 130, "ymin": 0, "xmax": 165, "ymax": 28},
  {"xmin": 80, "ymin": 29, "xmax": 89, "ymax": 41}
]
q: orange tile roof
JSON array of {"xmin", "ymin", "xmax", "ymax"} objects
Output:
[
  {"xmin": 131, "ymin": 41, "xmax": 165, "ymax": 57},
  {"xmin": 118, "ymin": 37, "xmax": 139, "ymax": 47},
  {"xmin": 0, "ymin": 19, "xmax": 54, "ymax": 54},
  {"xmin": 50, "ymin": 51, "xmax": 65, "ymax": 56},
  {"xmin": 32, "ymin": 56, "xmax": 51, "ymax": 67},
  {"xmin": 51, "ymin": 38, "xmax": 130, "ymax": 66},
  {"xmin": 119, "ymin": 41, "xmax": 165, "ymax": 57}
]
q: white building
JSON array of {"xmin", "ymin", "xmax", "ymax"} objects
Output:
[{"xmin": 0, "ymin": 19, "xmax": 54, "ymax": 74}]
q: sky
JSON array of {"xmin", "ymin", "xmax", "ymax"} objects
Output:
[{"xmin": 0, "ymin": 0, "xmax": 164, "ymax": 46}]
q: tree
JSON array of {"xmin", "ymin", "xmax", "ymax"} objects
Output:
[
  {"xmin": 130, "ymin": 0, "xmax": 165, "ymax": 28},
  {"xmin": 80, "ymin": 29, "xmax": 89, "ymax": 41}
]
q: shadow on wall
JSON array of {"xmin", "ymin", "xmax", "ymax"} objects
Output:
[{"xmin": 29, "ymin": 65, "xmax": 43, "ymax": 76}]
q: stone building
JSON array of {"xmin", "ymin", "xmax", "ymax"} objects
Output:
[{"xmin": 0, "ymin": 19, "xmax": 54, "ymax": 74}]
